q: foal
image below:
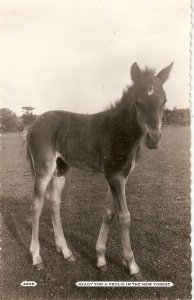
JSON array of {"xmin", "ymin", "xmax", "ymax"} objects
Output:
[{"xmin": 25, "ymin": 62, "xmax": 173, "ymax": 279}]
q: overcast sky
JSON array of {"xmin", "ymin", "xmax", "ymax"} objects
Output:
[{"xmin": 0, "ymin": 0, "xmax": 191, "ymax": 116}]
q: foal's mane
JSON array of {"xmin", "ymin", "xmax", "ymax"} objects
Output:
[{"xmin": 107, "ymin": 67, "xmax": 156, "ymax": 111}]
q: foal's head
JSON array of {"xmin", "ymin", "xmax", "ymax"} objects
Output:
[{"xmin": 131, "ymin": 62, "xmax": 173, "ymax": 149}]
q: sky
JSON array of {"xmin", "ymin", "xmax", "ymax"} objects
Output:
[{"xmin": 0, "ymin": 0, "xmax": 191, "ymax": 116}]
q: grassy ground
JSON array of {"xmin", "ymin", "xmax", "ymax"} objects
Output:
[{"xmin": 0, "ymin": 126, "xmax": 191, "ymax": 300}]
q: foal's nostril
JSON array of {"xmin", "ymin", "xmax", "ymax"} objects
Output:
[
  {"xmin": 146, "ymin": 130, "xmax": 161, "ymax": 149},
  {"xmin": 147, "ymin": 132, "xmax": 161, "ymax": 141}
]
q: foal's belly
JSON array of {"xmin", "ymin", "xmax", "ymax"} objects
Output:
[{"xmin": 56, "ymin": 147, "xmax": 104, "ymax": 173}]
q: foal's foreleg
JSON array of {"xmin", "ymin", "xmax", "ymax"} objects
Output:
[
  {"xmin": 49, "ymin": 175, "xmax": 75, "ymax": 261},
  {"xmin": 96, "ymin": 188, "xmax": 116, "ymax": 271},
  {"xmin": 108, "ymin": 174, "xmax": 141, "ymax": 278}
]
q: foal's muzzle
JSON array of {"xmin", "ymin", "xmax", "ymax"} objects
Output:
[{"xmin": 145, "ymin": 131, "xmax": 161, "ymax": 149}]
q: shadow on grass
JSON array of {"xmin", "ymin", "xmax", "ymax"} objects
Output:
[{"xmin": 1, "ymin": 197, "xmax": 57, "ymax": 265}]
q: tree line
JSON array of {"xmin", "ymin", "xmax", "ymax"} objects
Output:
[
  {"xmin": 163, "ymin": 107, "xmax": 190, "ymax": 126},
  {"xmin": 0, "ymin": 106, "xmax": 190, "ymax": 133},
  {"xmin": 0, "ymin": 107, "xmax": 37, "ymax": 133}
]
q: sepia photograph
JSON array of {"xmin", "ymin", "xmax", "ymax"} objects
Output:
[{"xmin": 0, "ymin": 1, "xmax": 191, "ymax": 299}]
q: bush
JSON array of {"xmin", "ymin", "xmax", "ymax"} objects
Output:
[{"xmin": 0, "ymin": 108, "xmax": 19, "ymax": 133}]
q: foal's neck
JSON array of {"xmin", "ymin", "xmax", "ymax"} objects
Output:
[{"xmin": 112, "ymin": 90, "xmax": 142, "ymax": 141}]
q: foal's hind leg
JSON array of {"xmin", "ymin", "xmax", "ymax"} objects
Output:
[
  {"xmin": 96, "ymin": 188, "xmax": 116, "ymax": 271},
  {"xmin": 48, "ymin": 174, "xmax": 75, "ymax": 261},
  {"xmin": 30, "ymin": 172, "xmax": 54, "ymax": 270}
]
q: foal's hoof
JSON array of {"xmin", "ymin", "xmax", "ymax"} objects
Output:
[
  {"xmin": 34, "ymin": 262, "xmax": 44, "ymax": 271},
  {"xmin": 99, "ymin": 265, "xmax": 107, "ymax": 272},
  {"xmin": 66, "ymin": 254, "xmax": 76, "ymax": 262},
  {"xmin": 132, "ymin": 271, "xmax": 143, "ymax": 281}
]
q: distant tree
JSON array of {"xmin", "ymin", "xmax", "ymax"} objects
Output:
[
  {"xmin": 22, "ymin": 106, "xmax": 35, "ymax": 113},
  {"xmin": 0, "ymin": 108, "xmax": 19, "ymax": 132},
  {"xmin": 22, "ymin": 106, "xmax": 36, "ymax": 127}
]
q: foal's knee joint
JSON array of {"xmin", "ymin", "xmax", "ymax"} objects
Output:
[
  {"xmin": 104, "ymin": 209, "xmax": 115, "ymax": 223},
  {"xmin": 50, "ymin": 199, "xmax": 60, "ymax": 210},
  {"xmin": 118, "ymin": 213, "xmax": 130, "ymax": 227},
  {"xmin": 31, "ymin": 200, "xmax": 43, "ymax": 212}
]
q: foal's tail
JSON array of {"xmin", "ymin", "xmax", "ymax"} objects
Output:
[{"xmin": 23, "ymin": 126, "xmax": 35, "ymax": 176}]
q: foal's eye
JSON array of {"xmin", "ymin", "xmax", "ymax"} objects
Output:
[
  {"xmin": 147, "ymin": 85, "xmax": 154, "ymax": 96},
  {"xmin": 135, "ymin": 99, "xmax": 142, "ymax": 108}
]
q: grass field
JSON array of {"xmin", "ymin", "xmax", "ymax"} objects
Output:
[{"xmin": 0, "ymin": 126, "xmax": 191, "ymax": 300}]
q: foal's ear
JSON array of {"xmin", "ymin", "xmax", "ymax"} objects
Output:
[
  {"xmin": 157, "ymin": 62, "xmax": 174, "ymax": 84},
  {"xmin": 131, "ymin": 62, "xmax": 142, "ymax": 82}
]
